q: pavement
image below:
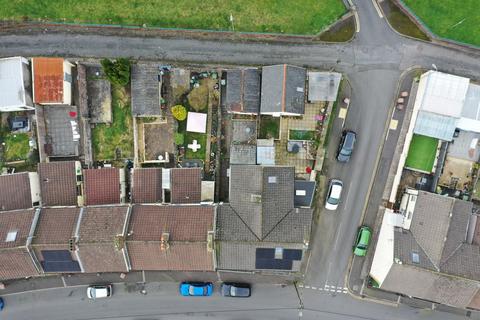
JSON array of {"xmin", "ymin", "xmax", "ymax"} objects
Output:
[{"xmin": 1, "ymin": 0, "xmax": 480, "ymax": 319}]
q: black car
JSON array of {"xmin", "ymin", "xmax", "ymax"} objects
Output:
[
  {"xmin": 221, "ymin": 283, "xmax": 251, "ymax": 297},
  {"xmin": 336, "ymin": 130, "xmax": 356, "ymax": 162}
]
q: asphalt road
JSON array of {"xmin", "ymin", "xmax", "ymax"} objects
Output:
[
  {"xmin": 1, "ymin": 282, "xmax": 470, "ymax": 320},
  {"xmin": 1, "ymin": 0, "xmax": 480, "ymax": 319}
]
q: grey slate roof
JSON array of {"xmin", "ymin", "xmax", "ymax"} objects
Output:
[
  {"xmin": 386, "ymin": 191, "xmax": 480, "ymax": 308},
  {"xmin": 229, "ymin": 165, "xmax": 296, "ymax": 239},
  {"xmin": 225, "ymin": 69, "xmax": 261, "ymax": 114},
  {"xmin": 408, "ymin": 191, "xmax": 453, "ymax": 268},
  {"xmin": 294, "ymin": 180, "xmax": 316, "ymax": 208},
  {"xmin": 217, "ymin": 165, "xmax": 312, "ymax": 272},
  {"xmin": 131, "ymin": 63, "xmax": 161, "ymax": 116},
  {"xmin": 382, "ymin": 264, "xmax": 480, "ymax": 308},
  {"xmin": 463, "ymin": 83, "xmax": 480, "ymax": 121},
  {"xmin": 216, "ymin": 242, "xmax": 304, "ymax": 272},
  {"xmin": 260, "ymin": 65, "xmax": 306, "ymax": 115}
]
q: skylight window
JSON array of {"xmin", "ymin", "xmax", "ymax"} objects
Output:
[
  {"xmin": 268, "ymin": 176, "xmax": 277, "ymax": 183},
  {"xmin": 5, "ymin": 231, "xmax": 18, "ymax": 242},
  {"xmin": 411, "ymin": 252, "xmax": 420, "ymax": 264}
]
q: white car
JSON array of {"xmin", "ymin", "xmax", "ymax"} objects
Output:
[
  {"xmin": 87, "ymin": 284, "xmax": 113, "ymax": 299},
  {"xmin": 325, "ymin": 179, "xmax": 343, "ymax": 210}
]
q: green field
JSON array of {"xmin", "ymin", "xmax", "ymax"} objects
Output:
[
  {"xmin": 404, "ymin": 0, "xmax": 480, "ymax": 46},
  {"xmin": 405, "ymin": 134, "xmax": 438, "ymax": 173},
  {"xmin": 0, "ymin": 0, "xmax": 345, "ymax": 35}
]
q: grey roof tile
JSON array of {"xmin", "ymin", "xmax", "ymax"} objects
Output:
[
  {"xmin": 225, "ymin": 69, "xmax": 260, "ymax": 114},
  {"xmin": 131, "ymin": 63, "xmax": 162, "ymax": 116},
  {"xmin": 260, "ymin": 65, "xmax": 306, "ymax": 115}
]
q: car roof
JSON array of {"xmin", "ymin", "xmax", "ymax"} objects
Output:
[
  {"xmin": 359, "ymin": 227, "xmax": 371, "ymax": 243},
  {"xmin": 344, "ymin": 131, "xmax": 356, "ymax": 147},
  {"xmin": 90, "ymin": 287, "xmax": 108, "ymax": 298},
  {"xmin": 330, "ymin": 184, "xmax": 342, "ymax": 198}
]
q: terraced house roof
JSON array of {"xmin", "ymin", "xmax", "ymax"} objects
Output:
[
  {"xmin": 0, "ymin": 173, "xmax": 33, "ymax": 211},
  {"xmin": 127, "ymin": 205, "xmax": 214, "ymax": 271}
]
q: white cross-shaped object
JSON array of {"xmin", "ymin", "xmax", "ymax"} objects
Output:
[{"xmin": 187, "ymin": 139, "xmax": 201, "ymax": 152}]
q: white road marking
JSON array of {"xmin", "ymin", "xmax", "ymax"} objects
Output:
[
  {"xmin": 298, "ymin": 284, "xmax": 304, "ymax": 288},
  {"xmin": 371, "ymin": 0, "xmax": 384, "ymax": 18},
  {"xmin": 305, "ymin": 285, "xmax": 311, "ymax": 289},
  {"xmin": 311, "ymin": 286, "xmax": 317, "ymax": 290},
  {"xmin": 324, "ymin": 284, "xmax": 330, "ymax": 288}
]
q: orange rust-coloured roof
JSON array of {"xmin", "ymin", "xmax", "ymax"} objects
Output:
[{"xmin": 32, "ymin": 57, "xmax": 64, "ymax": 104}]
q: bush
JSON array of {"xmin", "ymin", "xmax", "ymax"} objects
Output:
[
  {"xmin": 171, "ymin": 105, "xmax": 187, "ymax": 121},
  {"xmin": 101, "ymin": 58, "xmax": 131, "ymax": 86},
  {"xmin": 175, "ymin": 133, "xmax": 185, "ymax": 145},
  {"xmin": 187, "ymin": 84, "xmax": 208, "ymax": 111}
]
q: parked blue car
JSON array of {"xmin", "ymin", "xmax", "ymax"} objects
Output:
[
  {"xmin": 179, "ymin": 282, "xmax": 213, "ymax": 296},
  {"xmin": 0, "ymin": 297, "xmax": 4, "ymax": 311}
]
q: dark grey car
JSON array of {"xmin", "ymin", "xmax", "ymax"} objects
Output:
[
  {"xmin": 336, "ymin": 130, "xmax": 357, "ymax": 162},
  {"xmin": 221, "ymin": 283, "xmax": 251, "ymax": 297}
]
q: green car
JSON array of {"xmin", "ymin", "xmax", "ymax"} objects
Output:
[{"xmin": 354, "ymin": 226, "xmax": 372, "ymax": 257}]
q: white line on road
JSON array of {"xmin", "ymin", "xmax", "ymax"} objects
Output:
[
  {"xmin": 324, "ymin": 284, "xmax": 330, "ymax": 288},
  {"xmin": 61, "ymin": 276, "xmax": 67, "ymax": 288},
  {"xmin": 305, "ymin": 285, "xmax": 311, "ymax": 289},
  {"xmin": 311, "ymin": 286, "xmax": 317, "ymax": 290},
  {"xmin": 371, "ymin": 0, "xmax": 384, "ymax": 18}
]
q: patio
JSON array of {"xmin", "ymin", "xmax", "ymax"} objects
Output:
[
  {"xmin": 275, "ymin": 101, "xmax": 325, "ymax": 176},
  {"xmin": 141, "ymin": 120, "xmax": 175, "ymax": 163}
]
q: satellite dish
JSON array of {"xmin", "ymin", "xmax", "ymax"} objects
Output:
[
  {"xmin": 158, "ymin": 154, "xmax": 164, "ymax": 160},
  {"xmin": 245, "ymin": 127, "xmax": 251, "ymax": 133}
]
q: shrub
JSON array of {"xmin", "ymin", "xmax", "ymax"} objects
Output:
[
  {"xmin": 187, "ymin": 83, "xmax": 208, "ymax": 111},
  {"xmin": 101, "ymin": 58, "xmax": 131, "ymax": 86},
  {"xmin": 175, "ymin": 133, "xmax": 185, "ymax": 145},
  {"xmin": 171, "ymin": 105, "xmax": 187, "ymax": 121}
]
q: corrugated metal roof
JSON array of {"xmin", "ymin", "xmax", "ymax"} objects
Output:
[
  {"xmin": 260, "ymin": 64, "xmax": 306, "ymax": 115},
  {"xmin": 0, "ymin": 57, "xmax": 28, "ymax": 108},
  {"xmin": 419, "ymin": 71, "xmax": 469, "ymax": 118},
  {"xmin": 413, "ymin": 110, "xmax": 457, "ymax": 141}
]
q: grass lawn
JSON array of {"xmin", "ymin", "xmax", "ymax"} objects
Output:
[
  {"xmin": 184, "ymin": 132, "xmax": 207, "ymax": 160},
  {"xmin": 289, "ymin": 130, "xmax": 315, "ymax": 141},
  {"xmin": 0, "ymin": 0, "xmax": 346, "ymax": 35},
  {"xmin": 405, "ymin": 134, "xmax": 438, "ymax": 172},
  {"xmin": 259, "ymin": 117, "xmax": 280, "ymax": 139},
  {"xmin": 403, "ymin": 0, "xmax": 480, "ymax": 46},
  {"xmin": 2, "ymin": 132, "xmax": 30, "ymax": 161},
  {"xmin": 91, "ymin": 85, "xmax": 133, "ymax": 161}
]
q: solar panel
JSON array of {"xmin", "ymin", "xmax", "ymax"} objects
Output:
[
  {"xmin": 256, "ymin": 258, "xmax": 293, "ymax": 270},
  {"xmin": 256, "ymin": 248, "xmax": 275, "ymax": 259},
  {"xmin": 42, "ymin": 261, "xmax": 81, "ymax": 272},
  {"xmin": 42, "ymin": 250, "xmax": 72, "ymax": 261},
  {"xmin": 41, "ymin": 250, "xmax": 81, "ymax": 272},
  {"xmin": 283, "ymin": 249, "xmax": 302, "ymax": 261}
]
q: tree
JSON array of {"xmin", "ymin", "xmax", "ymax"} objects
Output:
[
  {"xmin": 171, "ymin": 105, "xmax": 187, "ymax": 121},
  {"xmin": 101, "ymin": 58, "xmax": 131, "ymax": 86}
]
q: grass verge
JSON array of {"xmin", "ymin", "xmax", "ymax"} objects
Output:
[
  {"xmin": 405, "ymin": 134, "xmax": 438, "ymax": 172},
  {"xmin": 91, "ymin": 85, "xmax": 133, "ymax": 161},
  {"xmin": 0, "ymin": 0, "xmax": 346, "ymax": 35},
  {"xmin": 403, "ymin": 0, "xmax": 480, "ymax": 46},
  {"xmin": 381, "ymin": 0, "xmax": 429, "ymax": 41}
]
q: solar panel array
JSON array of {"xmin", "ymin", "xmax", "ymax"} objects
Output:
[
  {"xmin": 41, "ymin": 250, "xmax": 81, "ymax": 272},
  {"xmin": 255, "ymin": 248, "xmax": 302, "ymax": 270}
]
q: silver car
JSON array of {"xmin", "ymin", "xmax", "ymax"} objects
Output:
[{"xmin": 325, "ymin": 179, "xmax": 343, "ymax": 211}]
